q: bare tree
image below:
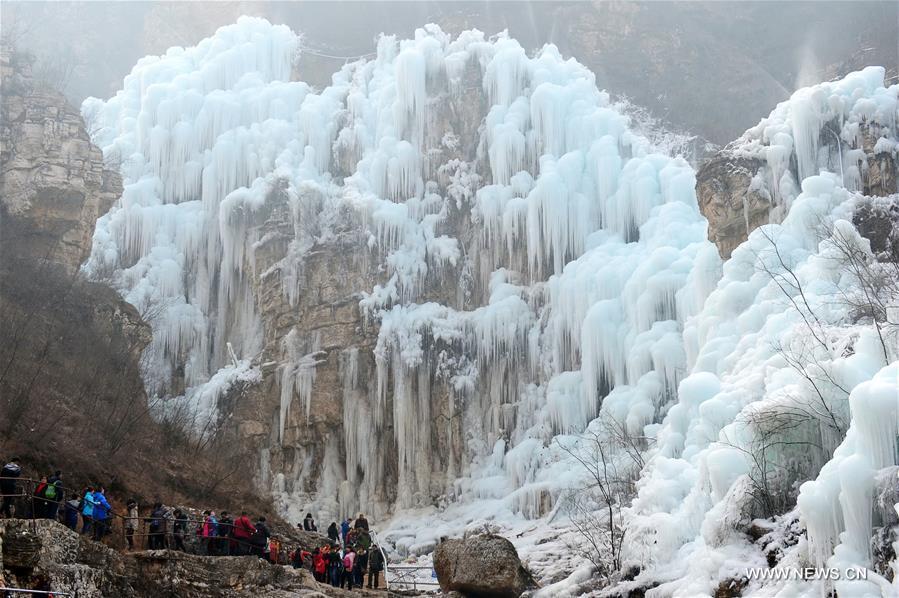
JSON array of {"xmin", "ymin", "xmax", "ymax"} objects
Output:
[
  {"xmin": 32, "ymin": 51, "xmax": 82, "ymax": 95},
  {"xmin": 736, "ymin": 211, "xmax": 899, "ymax": 516},
  {"xmin": 720, "ymin": 404, "xmax": 829, "ymax": 518},
  {"xmin": 554, "ymin": 414, "xmax": 651, "ymax": 577},
  {"xmin": 0, "ymin": 5, "xmax": 35, "ymax": 48},
  {"xmin": 822, "ymin": 220, "xmax": 898, "ymax": 363}
]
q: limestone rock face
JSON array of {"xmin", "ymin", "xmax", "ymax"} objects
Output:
[
  {"xmin": 0, "ymin": 48, "xmax": 153, "ymax": 503},
  {"xmin": 853, "ymin": 196, "xmax": 899, "ymax": 260},
  {"xmin": 695, "ymin": 151, "xmax": 770, "ymax": 258},
  {"xmin": 697, "ymin": 121, "xmax": 899, "ymax": 258},
  {"xmin": 0, "ymin": 519, "xmax": 133, "ymax": 596},
  {"xmin": 0, "ymin": 47, "xmax": 122, "ymax": 275},
  {"xmin": 216, "ymin": 60, "xmax": 486, "ymax": 521},
  {"xmin": 860, "ymin": 124, "xmax": 898, "ymax": 198},
  {"xmin": 433, "ymin": 534, "xmax": 534, "ymax": 598}
]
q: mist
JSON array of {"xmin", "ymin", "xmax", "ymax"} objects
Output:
[{"xmin": 3, "ymin": 1, "xmax": 897, "ymax": 145}]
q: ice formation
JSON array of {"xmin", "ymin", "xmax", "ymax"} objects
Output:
[
  {"xmin": 81, "ymin": 16, "xmax": 899, "ymax": 597},
  {"xmin": 730, "ymin": 66, "xmax": 897, "ymax": 210}
]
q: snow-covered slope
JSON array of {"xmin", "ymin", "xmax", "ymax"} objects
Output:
[{"xmin": 81, "ymin": 17, "xmax": 899, "ymax": 596}]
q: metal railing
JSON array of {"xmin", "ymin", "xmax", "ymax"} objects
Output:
[
  {"xmin": 1, "ymin": 589, "xmax": 70, "ymax": 597},
  {"xmin": 0, "ymin": 476, "xmax": 295, "ymax": 555},
  {"xmin": 372, "ymin": 527, "xmax": 438, "ymax": 593},
  {"xmin": 3, "ymin": 476, "xmax": 412, "ymax": 593},
  {"xmin": 0, "ymin": 475, "xmax": 335, "ymax": 594},
  {"xmin": 385, "ymin": 565, "xmax": 440, "ymax": 591}
]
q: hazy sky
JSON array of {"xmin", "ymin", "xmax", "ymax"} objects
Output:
[{"xmin": 3, "ymin": 1, "xmax": 897, "ymax": 144}]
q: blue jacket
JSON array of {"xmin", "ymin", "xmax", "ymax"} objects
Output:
[
  {"xmin": 92, "ymin": 492, "xmax": 111, "ymax": 521},
  {"xmin": 82, "ymin": 491, "xmax": 94, "ymax": 517},
  {"xmin": 341, "ymin": 521, "xmax": 350, "ymax": 538}
]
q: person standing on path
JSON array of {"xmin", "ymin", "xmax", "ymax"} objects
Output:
[
  {"xmin": 0, "ymin": 458, "xmax": 21, "ymax": 518},
  {"xmin": 125, "ymin": 499, "xmax": 138, "ymax": 549},
  {"xmin": 368, "ymin": 545, "xmax": 385, "ymax": 589},
  {"xmin": 91, "ymin": 487, "xmax": 112, "ymax": 540},
  {"xmin": 327, "ymin": 521, "xmax": 339, "ymax": 543},
  {"xmin": 81, "ymin": 487, "xmax": 95, "ymax": 536},
  {"xmin": 173, "ymin": 509, "xmax": 188, "ymax": 551},
  {"xmin": 44, "ymin": 471, "xmax": 63, "ymax": 521}
]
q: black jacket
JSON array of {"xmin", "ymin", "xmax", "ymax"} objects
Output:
[
  {"xmin": 219, "ymin": 516, "xmax": 233, "ymax": 537},
  {"xmin": 327, "ymin": 524, "xmax": 339, "ymax": 541},
  {"xmin": 369, "ymin": 549, "xmax": 384, "ymax": 571},
  {"xmin": 355, "ymin": 552, "xmax": 369, "ymax": 571},
  {"xmin": 174, "ymin": 514, "xmax": 188, "ymax": 534},
  {"xmin": 1, "ymin": 462, "xmax": 21, "ymax": 492},
  {"xmin": 252, "ymin": 522, "xmax": 271, "ymax": 546}
]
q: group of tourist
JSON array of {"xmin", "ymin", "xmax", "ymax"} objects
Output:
[
  {"xmin": 294, "ymin": 512, "xmax": 387, "ymax": 589},
  {"xmin": 1, "ymin": 458, "xmax": 388, "ymax": 589},
  {"xmin": 135, "ymin": 504, "xmax": 276, "ymax": 558}
]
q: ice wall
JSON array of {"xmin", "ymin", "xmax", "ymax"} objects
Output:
[
  {"xmin": 82, "ymin": 17, "xmax": 717, "ymax": 518},
  {"xmin": 81, "ymin": 16, "xmax": 899, "ymax": 595},
  {"xmin": 616, "ymin": 71, "xmax": 899, "ymax": 595},
  {"xmin": 81, "ymin": 18, "xmax": 304, "ymax": 402}
]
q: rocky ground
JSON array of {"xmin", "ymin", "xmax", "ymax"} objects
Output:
[{"xmin": 0, "ymin": 518, "xmax": 388, "ymax": 597}]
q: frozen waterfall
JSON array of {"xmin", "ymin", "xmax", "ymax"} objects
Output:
[{"xmin": 81, "ymin": 16, "xmax": 899, "ymax": 597}]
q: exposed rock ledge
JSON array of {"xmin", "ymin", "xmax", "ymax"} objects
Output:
[
  {"xmin": 695, "ymin": 151, "xmax": 770, "ymax": 259},
  {"xmin": 0, "ymin": 46, "xmax": 122, "ymax": 275},
  {"xmin": 697, "ymin": 125, "xmax": 898, "ymax": 259},
  {"xmin": 0, "ymin": 519, "xmax": 376, "ymax": 597}
]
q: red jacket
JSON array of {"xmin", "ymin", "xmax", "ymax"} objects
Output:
[
  {"xmin": 313, "ymin": 554, "xmax": 326, "ymax": 574},
  {"xmin": 233, "ymin": 515, "xmax": 255, "ymax": 539}
]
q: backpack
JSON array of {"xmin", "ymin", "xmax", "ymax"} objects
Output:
[{"xmin": 44, "ymin": 483, "xmax": 58, "ymax": 500}]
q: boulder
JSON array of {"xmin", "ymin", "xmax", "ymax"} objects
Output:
[{"xmin": 433, "ymin": 534, "xmax": 533, "ymax": 598}]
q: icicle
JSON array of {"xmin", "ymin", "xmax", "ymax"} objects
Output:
[{"xmin": 278, "ymin": 330, "xmax": 323, "ymax": 442}]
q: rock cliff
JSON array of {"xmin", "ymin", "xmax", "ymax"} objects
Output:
[
  {"xmin": 0, "ymin": 47, "xmax": 257, "ymax": 511},
  {"xmin": 694, "ymin": 152, "xmax": 769, "ymax": 258},
  {"xmin": 216, "ymin": 57, "xmax": 486, "ymax": 521},
  {"xmin": 1, "ymin": 46, "xmax": 122, "ymax": 275},
  {"xmin": 0, "ymin": 46, "xmax": 150, "ymax": 454}
]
